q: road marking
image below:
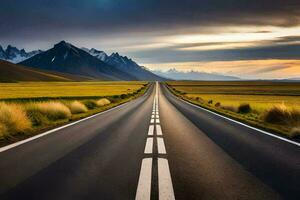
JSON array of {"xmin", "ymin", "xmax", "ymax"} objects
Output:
[
  {"xmin": 158, "ymin": 158, "xmax": 175, "ymax": 200},
  {"xmin": 151, "ymin": 115, "xmax": 155, "ymax": 118},
  {"xmin": 156, "ymin": 115, "xmax": 159, "ymax": 119},
  {"xmin": 150, "ymin": 119, "xmax": 155, "ymax": 123},
  {"xmin": 175, "ymin": 95, "xmax": 300, "ymax": 147},
  {"xmin": 135, "ymin": 158, "xmax": 153, "ymax": 200},
  {"xmin": 148, "ymin": 125, "xmax": 154, "ymax": 136},
  {"xmin": 156, "ymin": 118, "xmax": 160, "ymax": 123},
  {"xmin": 156, "ymin": 125, "xmax": 162, "ymax": 136},
  {"xmin": 144, "ymin": 138, "xmax": 153, "ymax": 154},
  {"xmin": 157, "ymin": 138, "xmax": 166, "ymax": 154}
]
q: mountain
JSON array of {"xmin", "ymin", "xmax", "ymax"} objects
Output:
[
  {"xmin": 0, "ymin": 45, "xmax": 42, "ymax": 63},
  {"xmin": 20, "ymin": 41, "xmax": 137, "ymax": 80},
  {"xmin": 84, "ymin": 48, "xmax": 166, "ymax": 81},
  {"xmin": 152, "ymin": 68, "xmax": 240, "ymax": 81},
  {"xmin": 0, "ymin": 60, "xmax": 89, "ymax": 82}
]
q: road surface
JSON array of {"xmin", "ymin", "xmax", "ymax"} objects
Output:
[{"xmin": 0, "ymin": 82, "xmax": 299, "ymax": 200}]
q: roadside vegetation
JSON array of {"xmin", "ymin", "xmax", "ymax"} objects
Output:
[
  {"xmin": 167, "ymin": 81, "xmax": 300, "ymax": 139},
  {"xmin": 0, "ymin": 81, "xmax": 148, "ymax": 146}
]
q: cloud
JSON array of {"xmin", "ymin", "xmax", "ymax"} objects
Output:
[
  {"xmin": 253, "ymin": 65, "xmax": 292, "ymax": 73},
  {"xmin": 1, "ymin": 0, "xmax": 300, "ymax": 42}
]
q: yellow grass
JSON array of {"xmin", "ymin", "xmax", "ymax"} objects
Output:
[
  {"xmin": 96, "ymin": 98, "xmax": 111, "ymax": 106},
  {"xmin": 0, "ymin": 103, "xmax": 31, "ymax": 138},
  {"xmin": 0, "ymin": 81, "xmax": 146, "ymax": 99},
  {"xmin": 27, "ymin": 102, "xmax": 72, "ymax": 121},
  {"xmin": 290, "ymin": 127, "xmax": 300, "ymax": 137},
  {"xmin": 185, "ymin": 94, "xmax": 300, "ymax": 111},
  {"xmin": 168, "ymin": 81, "xmax": 300, "ymax": 138},
  {"xmin": 0, "ymin": 123, "xmax": 7, "ymax": 137},
  {"xmin": 67, "ymin": 101, "xmax": 88, "ymax": 114}
]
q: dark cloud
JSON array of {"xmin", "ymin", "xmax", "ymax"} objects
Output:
[
  {"xmin": 1, "ymin": 0, "xmax": 300, "ymax": 65},
  {"xmin": 0, "ymin": 0, "xmax": 300, "ymax": 41},
  {"xmin": 128, "ymin": 43, "xmax": 300, "ymax": 63}
]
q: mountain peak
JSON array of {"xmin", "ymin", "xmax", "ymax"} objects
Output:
[
  {"xmin": 111, "ymin": 52, "xmax": 120, "ymax": 57},
  {"xmin": 54, "ymin": 40, "xmax": 69, "ymax": 48}
]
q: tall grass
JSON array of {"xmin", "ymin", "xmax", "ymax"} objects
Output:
[
  {"xmin": 290, "ymin": 127, "xmax": 300, "ymax": 138},
  {"xmin": 67, "ymin": 101, "xmax": 88, "ymax": 114},
  {"xmin": 0, "ymin": 123, "xmax": 7, "ymax": 137},
  {"xmin": 96, "ymin": 98, "xmax": 111, "ymax": 106},
  {"xmin": 0, "ymin": 103, "xmax": 31, "ymax": 137},
  {"xmin": 263, "ymin": 104, "xmax": 300, "ymax": 125},
  {"xmin": 26, "ymin": 102, "xmax": 71, "ymax": 123}
]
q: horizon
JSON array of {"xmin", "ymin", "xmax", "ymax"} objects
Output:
[{"xmin": 1, "ymin": 0, "xmax": 300, "ymax": 79}]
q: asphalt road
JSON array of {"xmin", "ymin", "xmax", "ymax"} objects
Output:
[{"xmin": 0, "ymin": 82, "xmax": 299, "ymax": 200}]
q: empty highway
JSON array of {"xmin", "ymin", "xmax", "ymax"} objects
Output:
[{"xmin": 0, "ymin": 82, "xmax": 299, "ymax": 200}]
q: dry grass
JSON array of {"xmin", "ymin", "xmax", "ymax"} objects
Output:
[
  {"xmin": 263, "ymin": 104, "xmax": 300, "ymax": 125},
  {"xmin": 96, "ymin": 98, "xmax": 111, "ymax": 106},
  {"xmin": 67, "ymin": 101, "xmax": 88, "ymax": 114},
  {"xmin": 0, "ymin": 103, "xmax": 31, "ymax": 137},
  {"xmin": 0, "ymin": 123, "xmax": 7, "ymax": 138},
  {"xmin": 290, "ymin": 127, "xmax": 300, "ymax": 138},
  {"xmin": 27, "ymin": 102, "xmax": 71, "ymax": 122}
]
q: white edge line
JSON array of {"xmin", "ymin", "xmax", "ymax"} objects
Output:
[
  {"xmin": 172, "ymin": 90, "xmax": 300, "ymax": 147},
  {"xmin": 0, "ymin": 88, "xmax": 153, "ymax": 153}
]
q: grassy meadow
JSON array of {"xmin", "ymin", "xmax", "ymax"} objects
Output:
[
  {"xmin": 0, "ymin": 81, "xmax": 148, "ymax": 145},
  {"xmin": 0, "ymin": 81, "xmax": 147, "ymax": 100},
  {"xmin": 167, "ymin": 81, "xmax": 300, "ymax": 138}
]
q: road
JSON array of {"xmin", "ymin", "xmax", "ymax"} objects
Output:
[{"xmin": 0, "ymin": 82, "xmax": 299, "ymax": 200}]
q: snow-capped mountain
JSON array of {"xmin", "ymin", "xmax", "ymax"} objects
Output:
[
  {"xmin": 20, "ymin": 41, "xmax": 137, "ymax": 80},
  {"xmin": 0, "ymin": 45, "xmax": 42, "ymax": 63},
  {"xmin": 84, "ymin": 48, "xmax": 166, "ymax": 81},
  {"xmin": 152, "ymin": 68, "xmax": 240, "ymax": 81},
  {"xmin": 82, "ymin": 48, "xmax": 108, "ymax": 61}
]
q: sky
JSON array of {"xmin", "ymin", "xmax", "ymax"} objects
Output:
[{"xmin": 1, "ymin": 0, "xmax": 300, "ymax": 79}]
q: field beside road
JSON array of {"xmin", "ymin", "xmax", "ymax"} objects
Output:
[
  {"xmin": 0, "ymin": 81, "xmax": 146, "ymax": 100},
  {"xmin": 0, "ymin": 81, "xmax": 148, "ymax": 146},
  {"xmin": 167, "ymin": 81, "xmax": 300, "ymax": 138}
]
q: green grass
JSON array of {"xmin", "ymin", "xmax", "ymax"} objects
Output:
[
  {"xmin": 0, "ymin": 82, "xmax": 149, "ymax": 146},
  {"xmin": 167, "ymin": 81, "xmax": 300, "ymax": 138}
]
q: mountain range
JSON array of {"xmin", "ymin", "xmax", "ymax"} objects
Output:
[
  {"xmin": 18, "ymin": 41, "xmax": 164, "ymax": 81},
  {"xmin": 152, "ymin": 68, "xmax": 240, "ymax": 80},
  {"xmin": 0, "ymin": 45, "xmax": 42, "ymax": 63},
  {"xmin": 0, "ymin": 41, "xmax": 239, "ymax": 82}
]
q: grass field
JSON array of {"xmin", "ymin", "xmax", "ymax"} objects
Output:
[
  {"xmin": 0, "ymin": 81, "xmax": 147, "ymax": 100},
  {"xmin": 167, "ymin": 81, "xmax": 300, "ymax": 138},
  {"xmin": 0, "ymin": 81, "xmax": 148, "ymax": 146}
]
